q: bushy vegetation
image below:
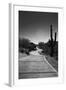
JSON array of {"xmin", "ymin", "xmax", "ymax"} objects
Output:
[
  {"xmin": 19, "ymin": 38, "xmax": 36, "ymax": 55},
  {"xmin": 19, "ymin": 37, "xmax": 58, "ymax": 60},
  {"xmin": 38, "ymin": 40, "xmax": 58, "ymax": 60}
]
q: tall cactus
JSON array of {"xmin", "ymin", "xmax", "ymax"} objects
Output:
[
  {"xmin": 50, "ymin": 24, "xmax": 53, "ymax": 57},
  {"xmin": 50, "ymin": 24, "xmax": 53, "ymax": 42},
  {"xmin": 55, "ymin": 32, "xmax": 57, "ymax": 42}
]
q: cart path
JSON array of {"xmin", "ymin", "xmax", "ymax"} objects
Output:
[{"xmin": 19, "ymin": 54, "xmax": 58, "ymax": 79}]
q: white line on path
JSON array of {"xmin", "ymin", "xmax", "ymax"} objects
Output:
[{"xmin": 43, "ymin": 55, "xmax": 57, "ymax": 73}]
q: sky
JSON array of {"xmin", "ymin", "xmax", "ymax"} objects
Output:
[{"xmin": 19, "ymin": 11, "xmax": 58, "ymax": 44}]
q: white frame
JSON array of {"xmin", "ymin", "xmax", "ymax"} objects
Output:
[{"xmin": 9, "ymin": 3, "xmax": 64, "ymax": 87}]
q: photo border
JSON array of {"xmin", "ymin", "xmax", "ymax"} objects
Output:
[{"xmin": 9, "ymin": 3, "xmax": 64, "ymax": 86}]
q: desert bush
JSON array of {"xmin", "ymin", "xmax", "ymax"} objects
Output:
[
  {"xmin": 38, "ymin": 42, "xmax": 45, "ymax": 49},
  {"xmin": 19, "ymin": 38, "xmax": 37, "ymax": 54},
  {"xmin": 29, "ymin": 42, "xmax": 36, "ymax": 51},
  {"xmin": 38, "ymin": 41, "xmax": 58, "ymax": 60},
  {"xmin": 19, "ymin": 38, "xmax": 30, "ymax": 49}
]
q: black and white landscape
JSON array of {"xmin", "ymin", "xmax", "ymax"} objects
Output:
[{"xmin": 19, "ymin": 11, "xmax": 58, "ymax": 79}]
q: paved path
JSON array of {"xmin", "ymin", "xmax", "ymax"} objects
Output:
[
  {"xmin": 30, "ymin": 47, "xmax": 42, "ymax": 55},
  {"xmin": 19, "ymin": 54, "xmax": 58, "ymax": 79}
]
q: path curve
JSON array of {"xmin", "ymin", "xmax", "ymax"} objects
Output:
[{"xmin": 19, "ymin": 54, "xmax": 58, "ymax": 79}]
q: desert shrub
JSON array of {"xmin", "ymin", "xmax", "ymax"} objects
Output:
[
  {"xmin": 19, "ymin": 38, "xmax": 30, "ymax": 49},
  {"xmin": 19, "ymin": 38, "xmax": 36, "ymax": 54},
  {"xmin": 29, "ymin": 42, "xmax": 36, "ymax": 51},
  {"xmin": 38, "ymin": 42, "xmax": 45, "ymax": 49},
  {"xmin": 38, "ymin": 40, "xmax": 58, "ymax": 60}
]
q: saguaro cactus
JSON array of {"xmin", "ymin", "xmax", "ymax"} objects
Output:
[
  {"xmin": 55, "ymin": 32, "xmax": 57, "ymax": 42},
  {"xmin": 50, "ymin": 24, "xmax": 53, "ymax": 41},
  {"xmin": 50, "ymin": 24, "xmax": 53, "ymax": 57}
]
